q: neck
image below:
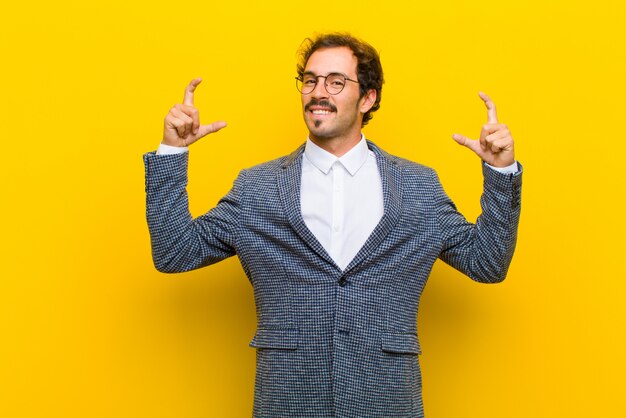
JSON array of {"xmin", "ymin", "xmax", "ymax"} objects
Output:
[{"xmin": 309, "ymin": 132, "xmax": 362, "ymax": 157}]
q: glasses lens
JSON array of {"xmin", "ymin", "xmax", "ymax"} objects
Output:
[
  {"xmin": 325, "ymin": 74, "xmax": 346, "ymax": 95},
  {"xmin": 297, "ymin": 75, "xmax": 317, "ymax": 94}
]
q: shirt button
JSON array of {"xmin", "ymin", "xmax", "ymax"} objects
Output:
[{"xmin": 338, "ymin": 277, "xmax": 347, "ymax": 287}]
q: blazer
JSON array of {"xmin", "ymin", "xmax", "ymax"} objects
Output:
[{"xmin": 143, "ymin": 140, "xmax": 523, "ymax": 418}]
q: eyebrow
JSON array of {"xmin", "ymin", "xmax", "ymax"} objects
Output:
[{"xmin": 302, "ymin": 71, "xmax": 350, "ymax": 78}]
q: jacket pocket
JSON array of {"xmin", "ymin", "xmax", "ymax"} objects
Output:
[
  {"xmin": 249, "ymin": 328, "xmax": 299, "ymax": 350},
  {"xmin": 380, "ymin": 332, "xmax": 421, "ymax": 355}
]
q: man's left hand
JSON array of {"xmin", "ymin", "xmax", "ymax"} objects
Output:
[{"xmin": 452, "ymin": 92, "xmax": 515, "ymax": 168}]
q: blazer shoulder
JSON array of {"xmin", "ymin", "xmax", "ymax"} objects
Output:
[
  {"xmin": 377, "ymin": 150, "xmax": 438, "ymax": 183},
  {"xmin": 394, "ymin": 155, "xmax": 435, "ymax": 174},
  {"xmin": 393, "ymin": 156, "xmax": 443, "ymax": 192}
]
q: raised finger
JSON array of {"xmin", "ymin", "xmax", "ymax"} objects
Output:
[
  {"xmin": 197, "ymin": 121, "xmax": 228, "ymax": 138},
  {"xmin": 183, "ymin": 77, "xmax": 202, "ymax": 106},
  {"xmin": 479, "ymin": 91, "xmax": 498, "ymax": 124},
  {"xmin": 452, "ymin": 133, "xmax": 481, "ymax": 154}
]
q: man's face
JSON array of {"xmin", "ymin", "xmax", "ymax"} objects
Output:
[{"xmin": 301, "ymin": 47, "xmax": 370, "ymax": 142}]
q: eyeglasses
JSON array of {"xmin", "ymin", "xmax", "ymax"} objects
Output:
[{"xmin": 295, "ymin": 72, "xmax": 359, "ymax": 95}]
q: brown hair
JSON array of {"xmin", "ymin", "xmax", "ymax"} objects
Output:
[{"xmin": 297, "ymin": 33, "xmax": 384, "ymax": 126}]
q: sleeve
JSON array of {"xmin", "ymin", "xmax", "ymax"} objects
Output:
[
  {"xmin": 435, "ymin": 161, "xmax": 523, "ymax": 283},
  {"xmin": 485, "ymin": 160, "xmax": 519, "ymax": 174},
  {"xmin": 156, "ymin": 143, "xmax": 188, "ymax": 155},
  {"xmin": 143, "ymin": 151, "xmax": 245, "ymax": 273}
]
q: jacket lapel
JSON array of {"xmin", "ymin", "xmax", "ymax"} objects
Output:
[
  {"xmin": 343, "ymin": 140, "xmax": 403, "ymax": 274},
  {"xmin": 277, "ymin": 144, "xmax": 340, "ymax": 270}
]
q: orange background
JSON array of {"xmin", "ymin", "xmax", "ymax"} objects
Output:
[{"xmin": 1, "ymin": 0, "xmax": 625, "ymax": 416}]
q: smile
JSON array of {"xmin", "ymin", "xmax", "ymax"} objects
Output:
[
  {"xmin": 305, "ymin": 99, "xmax": 337, "ymax": 115},
  {"xmin": 311, "ymin": 109, "xmax": 333, "ymax": 115}
]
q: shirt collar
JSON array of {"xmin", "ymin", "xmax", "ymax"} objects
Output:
[{"xmin": 304, "ymin": 134, "xmax": 369, "ymax": 176}]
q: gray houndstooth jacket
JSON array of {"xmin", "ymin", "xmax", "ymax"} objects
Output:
[{"xmin": 143, "ymin": 140, "xmax": 522, "ymax": 418}]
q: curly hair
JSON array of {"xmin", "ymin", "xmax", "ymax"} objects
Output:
[{"xmin": 297, "ymin": 33, "xmax": 384, "ymax": 127}]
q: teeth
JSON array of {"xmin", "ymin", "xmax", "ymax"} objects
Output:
[{"xmin": 312, "ymin": 110, "xmax": 332, "ymax": 115}]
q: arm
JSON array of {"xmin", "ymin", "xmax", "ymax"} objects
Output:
[
  {"xmin": 439, "ymin": 92, "xmax": 522, "ymax": 282},
  {"xmin": 144, "ymin": 152, "xmax": 244, "ymax": 273},
  {"xmin": 144, "ymin": 78, "xmax": 235, "ymax": 273},
  {"xmin": 436, "ymin": 163, "xmax": 522, "ymax": 283}
]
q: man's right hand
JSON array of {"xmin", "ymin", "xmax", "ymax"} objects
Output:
[{"xmin": 162, "ymin": 78, "xmax": 227, "ymax": 147}]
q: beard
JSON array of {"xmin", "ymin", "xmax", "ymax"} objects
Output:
[{"xmin": 303, "ymin": 98, "xmax": 362, "ymax": 142}]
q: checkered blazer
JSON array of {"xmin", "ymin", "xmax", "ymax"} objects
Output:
[{"xmin": 143, "ymin": 140, "xmax": 522, "ymax": 418}]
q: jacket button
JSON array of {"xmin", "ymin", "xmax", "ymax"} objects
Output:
[{"xmin": 338, "ymin": 277, "xmax": 347, "ymax": 287}]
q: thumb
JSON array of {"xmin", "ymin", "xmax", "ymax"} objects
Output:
[
  {"xmin": 452, "ymin": 133, "xmax": 481, "ymax": 154},
  {"xmin": 197, "ymin": 121, "xmax": 228, "ymax": 138}
]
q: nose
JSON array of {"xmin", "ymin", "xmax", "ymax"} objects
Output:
[{"xmin": 311, "ymin": 77, "xmax": 329, "ymax": 99}]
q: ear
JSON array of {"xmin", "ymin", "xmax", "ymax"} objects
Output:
[{"xmin": 359, "ymin": 89, "xmax": 377, "ymax": 114}]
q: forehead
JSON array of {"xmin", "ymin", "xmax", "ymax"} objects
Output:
[{"xmin": 304, "ymin": 46, "xmax": 358, "ymax": 76}]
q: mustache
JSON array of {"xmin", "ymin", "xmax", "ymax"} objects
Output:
[{"xmin": 305, "ymin": 99, "xmax": 337, "ymax": 113}]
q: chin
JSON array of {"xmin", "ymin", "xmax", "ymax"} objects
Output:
[
  {"xmin": 308, "ymin": 127, "xmax": 336, "ymax": 141},
  {"xmin": 305, "ymin": 121, "xmax": 325, "ymax": 136}
]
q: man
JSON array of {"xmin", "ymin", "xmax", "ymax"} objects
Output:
[{"xmin": 144, "ymin": 33, "xmax": 521, "ymax": 417}]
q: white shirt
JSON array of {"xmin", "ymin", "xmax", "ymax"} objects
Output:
[
  {"xmin": 156, "ymin": 136, "xmax": 517, "ymax": 271},
  {"xmin": 300, "ymin": 135, "xmax": 383, "ymax": 270}
]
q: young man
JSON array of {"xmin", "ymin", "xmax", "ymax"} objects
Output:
[{"xmin": 144, "ymin": 33, "xmax": 522, "ymax": 417}]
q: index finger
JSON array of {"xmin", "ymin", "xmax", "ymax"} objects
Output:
[
  {"xmin": 183, "ymin": 77, "xmax": 202, "ymax": 106},
  {"xmin": 479, "ymin": 91, "xmax": 498, "ymax": 124}
]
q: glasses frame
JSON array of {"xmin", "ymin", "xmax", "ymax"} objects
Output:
[{"xmin": 295, "ymin": 72, "xmax": 359, "ymax": 95}]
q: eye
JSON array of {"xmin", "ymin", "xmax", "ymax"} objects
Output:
[
  {"xmin": 302, "ymin": 76, "xmax": 317, "ymax": 85},
  {"xmin": 327, "ymin": 74, "xmax": 346, "ymax": 87}
]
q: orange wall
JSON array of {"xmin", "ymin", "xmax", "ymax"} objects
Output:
[{"xmin": 1, "ymin": 1, "xmax": 624, "ymax": 416}]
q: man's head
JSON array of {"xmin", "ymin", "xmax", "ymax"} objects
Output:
[{"xmin": 297, "ymin": 33, "xmax": 384, "ymax": 142}]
